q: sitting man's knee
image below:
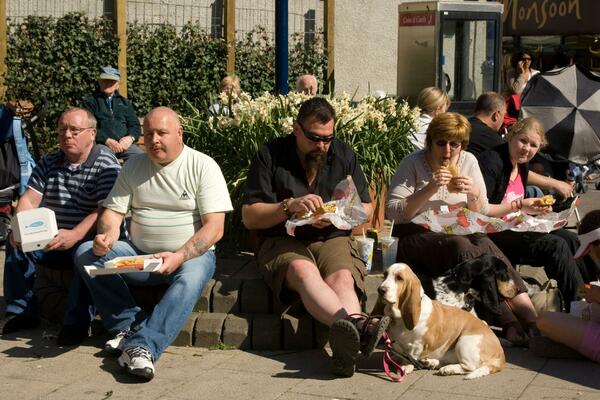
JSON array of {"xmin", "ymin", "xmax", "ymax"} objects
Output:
[
  {"xmin": 324, "ymin": 269, "xmax": 354, "ymax": 288},
  {"xmin": 286, "ymin": 259, "xmax": 320, "ymax": 284}
]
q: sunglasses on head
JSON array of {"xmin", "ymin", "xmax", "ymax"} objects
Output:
[
  {"xmin": 298, "ymin": 122, "xmax": 335, "ymax": 143},
  {"xmin": 435, "ymin": 139, "xmax": 461, "ymax": 149}
]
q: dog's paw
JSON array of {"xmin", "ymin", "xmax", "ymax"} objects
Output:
[
  {"xmin": 420, "ymin": 358, "xmax": 440, "ymax": 369},
  {"xmin": 401, "ymin": 364, "xmax": 415, "ymax": 374},
  {"xmin": 436, "ymin": 364, "xmax": 465, "ymax": 376}
]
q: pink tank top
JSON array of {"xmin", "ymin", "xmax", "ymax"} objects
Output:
[{"xmin": 501, "ymin": 169, "xmax": 524, "ymax": 219}]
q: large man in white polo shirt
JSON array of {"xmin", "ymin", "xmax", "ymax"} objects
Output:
[{"xmin": 73, "ymin": 106, "xmax": 232, "ymax": 381}]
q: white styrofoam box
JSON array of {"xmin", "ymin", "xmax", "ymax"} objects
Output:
[{"xmin": 11, "ymin": 208, "xmax": 58, "ymax": 252}]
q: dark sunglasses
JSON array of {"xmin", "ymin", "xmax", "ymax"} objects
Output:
[
  {"xmin": 298, "ymin": 122, "xmax": 335, "ymax": 143},
  {"xmin": 435, "ymin": 139, "xmax": 461, "ymax": 149}
]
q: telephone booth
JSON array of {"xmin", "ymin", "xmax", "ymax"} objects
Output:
[{"xmin": 397, "ymin": 0, "xmax": 503, "ymax": 114}]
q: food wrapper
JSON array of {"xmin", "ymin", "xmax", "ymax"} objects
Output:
[
  {"xmin": 285, "ymin": 176, "xmax": 368, "ymax": 236},
  {"xmin": 84, "ymin": 255, "xmax": 163, "ymax": 276},
  {"xmin": 411, "ymin": 197, "xmax": 579, "ymax": 235}
]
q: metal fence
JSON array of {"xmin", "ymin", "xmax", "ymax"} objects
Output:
[{"xmin": 6, "ymin": 0, "xmax": 325, "ymax": 41}]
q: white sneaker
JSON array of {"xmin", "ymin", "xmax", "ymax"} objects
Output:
[
  {"xmin": 105, "ymin": 329, "xmax": 135, "ymax": 354},
  {"xmin": 118, "ymin": 346, "xmax": 155, "ymax": 380}
]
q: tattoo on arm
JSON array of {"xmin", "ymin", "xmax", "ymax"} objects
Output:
[{"xmin": 182, "ymin": 238, "xmax": 210, "ymax": 262}]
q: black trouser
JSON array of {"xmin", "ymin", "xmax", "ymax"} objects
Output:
[{"xmin": 489, "ymin": 229, "xmax": 584, "ymax": 311}]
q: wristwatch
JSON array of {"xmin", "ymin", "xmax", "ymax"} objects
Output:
[{"xmin": 282, "ymin": 197, "xmax": 293, "ymax": 218}]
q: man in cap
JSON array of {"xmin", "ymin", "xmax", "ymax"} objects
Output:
[{"xmin": 82, "ymin": 66, "xmax": 142, "ymax": 161}]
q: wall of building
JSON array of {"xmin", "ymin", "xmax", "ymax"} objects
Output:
[{"xmin": 334, "ymin": 0, "xmax": 403, "ymax": 99}]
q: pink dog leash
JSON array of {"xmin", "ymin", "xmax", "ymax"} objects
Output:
[{"xmin": 382, "ymin": 331, "xmax": 405, "ymax": 382}]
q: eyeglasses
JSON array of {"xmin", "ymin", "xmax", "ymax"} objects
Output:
[
  {"xmin": 58, "ymin": 126, "xmax": 93, "ymax": 137},
  {"xmin": 435, "ymin": 139, "xmax": 461, "ymax": 149},
  {"xmin": 298, "ymin": 122, "xmax": 335, "ymax": 143}
]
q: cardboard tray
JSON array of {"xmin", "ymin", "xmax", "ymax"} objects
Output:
[{"xmin": 84, "ymin": 255, "xmax": 163, "ymax": 276}]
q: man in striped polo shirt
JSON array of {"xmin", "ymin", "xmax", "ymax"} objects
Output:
[{"xmin": 1, "ymin": 107, "xmax": 121, "ymax": 345}]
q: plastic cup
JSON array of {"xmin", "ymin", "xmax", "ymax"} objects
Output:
[
  {"xmin": 356, "ymin": 237, "xmax": 375, "ymax": 273},
  {"xmin": 380, "ymin": 236, "xmax": 398, "ymax": 269}
]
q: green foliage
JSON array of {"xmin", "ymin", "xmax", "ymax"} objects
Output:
[
  {"xmin": 127, "ymin": 23, "xmax": 227, "ymax": 115},
  {"xmin": 235, "ymin": 27, "xmax": 327, "ymax": 97},
  {"xmin": 5, "ymin": 14, "xmax": 327, "ymax": 157},
  {"xmin": 5, "ymin": 13, "xmax": 117, "ymax": 153}
]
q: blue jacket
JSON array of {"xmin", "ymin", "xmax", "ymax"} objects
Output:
[{"xmin": 82, "ymin": 90, "xmax": 141, "ymax": 144}]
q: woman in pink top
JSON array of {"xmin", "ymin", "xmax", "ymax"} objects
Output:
[
  {"xmin": 477, "ymin": 117, "xmax": 585, "ymax": 320},
  {"xmin": 538, "ymin": 210, "xmax": 600, "ymax": 363}
]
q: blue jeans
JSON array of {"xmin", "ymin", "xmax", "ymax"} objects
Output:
[
  {"xmin": 73, "ymin": 240, "xmax": 216, "ymax": 361},
  {"xmin": 3, "ymin": 239, "xmax": 94, "ymax": 328}
]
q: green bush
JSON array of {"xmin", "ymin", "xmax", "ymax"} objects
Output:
[
  {"xmin": 4, "ymin": 13, "xmax": 327, "ymax": 156},
  {"xmin": 4, "ymin": 13, "xmax": 117, "ymax": 154}
]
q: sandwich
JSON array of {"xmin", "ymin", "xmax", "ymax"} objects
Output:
[
  {"xmin": 445, "ymin": 164, "xmax": 461, "ymax": 193},
  {"xmin": 114, "ymin": 257, "xmax": 145, "ymax": 270},
  {"xmin": 296, "ymin": 201, "xmax": 337, "ymax": 219},
  {"xmin": 535, "ymin": 194, "xmax": 556, "ymax": 206}
]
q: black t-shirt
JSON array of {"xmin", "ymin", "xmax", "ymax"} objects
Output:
[
  {"xmin": 467, "ymin": 117, "xmax": 504, "ymax": 157},
  {"xmin": 244, "ymin": 134, "xmax": 371, "ymax": 240}
]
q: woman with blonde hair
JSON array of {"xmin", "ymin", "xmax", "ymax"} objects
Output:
[
  {"xmin": 209, "ymin": 75, "xmax": 241, "ymax": 116},
  {"xmin": 478, "ymin": 117, "xmax": 585, "ymax": 313},
  {"xmin": 386, "ymin": 112, "xmax": 539, "ymax": 346},
  {"xmin": 411, "ymin": 86, "xmax": 450, "ymax": 150}
]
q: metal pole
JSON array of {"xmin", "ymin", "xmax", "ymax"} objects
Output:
[{"xmin": 275, "ymin": 0, "xmax": 288, "ymax": 95}]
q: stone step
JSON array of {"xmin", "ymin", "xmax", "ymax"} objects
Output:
[{"xmin": 34, "ymin": 253, "xmax": 385, "ymax": 351}]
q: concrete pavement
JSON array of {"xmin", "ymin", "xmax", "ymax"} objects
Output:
[{"xmin": 1, "ymin": 190, "xmax": 599, "ymax": 399}]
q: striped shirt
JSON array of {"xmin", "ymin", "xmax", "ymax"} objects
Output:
[{"xmin": 28, "ymin": 144, "xmax": 120, "ymax": 230}]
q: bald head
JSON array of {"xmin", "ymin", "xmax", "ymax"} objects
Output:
[
  {"xmin": 296, "ymin": 74, "xmax": 318, "ymax": 96},
  {"xmin": 143, "ymin": 106, "xmax": 184, "ymax": 165}
]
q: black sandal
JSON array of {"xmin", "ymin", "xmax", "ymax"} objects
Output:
[
  {"xmin": 330, "ymin": 319, "xmax": 361, "ymax": 377},
  {"xmin": 502, "ymin": 320, "xmax": 529, "ymax": 347},
  {"xmin": 345, "ymin": 313, "xmax": 391, "ymax": 358}
]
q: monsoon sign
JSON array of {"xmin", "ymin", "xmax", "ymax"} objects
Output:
[{"xmin": 503, "ymin": 0, "xmax": 598, "ymax": 35}]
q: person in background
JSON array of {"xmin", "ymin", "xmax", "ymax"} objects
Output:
[
  {"xmin": 209, "ymin": 75, "xmax": 241, "ymax": 116},
  {"xmin": 242, "ymin": 97, "xmax": 389, "ymax": 378},
  {"xmin": 505, "ymin": 49, "xmax": 540, "ymax": 95},
  {"xmin": 296, "ymin": 74, "xmax": 318, "ymax": 96},
  {"xmin": 465, "ymin": 93, "xmax": 574, "ymax": 200},
  {"xmin": 410, "ymin": 86, "xmax": 450, "ymax": 151},
  {"xmin": 82, "ymin": 66, "xmax": 142, "ymax": 161},
  {"xmin": 386, "ymin": 112, "xmax": 539, "ymax": 346},
  {"xmin": 478, "ymin": 117, "xmax": 585, "ymax": 309},
  {"xmin": 1, "ymin": 108, "xmax": 121, "ymax": 345},
  {"xmin": 537, "ymin": 210, "xmax": 600, "ymax": 363},
  {"xmin": 72, "ymin": 107, "xmax": 232, "ymax": 380}
]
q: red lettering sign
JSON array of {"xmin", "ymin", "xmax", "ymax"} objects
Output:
[{"xmin": 399, "ymin": 12, "xmax": 436, "ymax": 27}]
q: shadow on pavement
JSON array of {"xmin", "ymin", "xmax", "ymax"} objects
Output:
[{"xmin": 505, "ymin": 346, "xmax": 600, "ymax": 390}]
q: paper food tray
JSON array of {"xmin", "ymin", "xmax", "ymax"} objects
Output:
[{"xmin": 84, "ymin": 255, "xmax": 163, "ymax": 276}]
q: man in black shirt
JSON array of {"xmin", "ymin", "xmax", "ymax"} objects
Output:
[
  {"xmin": 243, "ymin": 98, "xmax": 389, "ymax": 378},
  {"xmin": 466, "ymin": 92, "xmax": 506, "ymax": 157}
]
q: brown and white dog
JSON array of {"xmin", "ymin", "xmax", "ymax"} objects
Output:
[{"xmin": 375, "ymin": 263, "xmax": 505, "ymax": 379}]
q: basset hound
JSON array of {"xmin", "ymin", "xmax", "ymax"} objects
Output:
[{"xmin": 375, "ymin": 263, "xmax": 505, "ymax": 379}]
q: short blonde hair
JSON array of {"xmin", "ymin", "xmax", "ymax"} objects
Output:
[
  {"xmin": 219, "ymin": 75, "xmax": 241, "ymax": 95},
  {"xmin": 507, "ymin": 117, "xmax": 546, "ymax": 147},
  {"xmin": 417, "ymin": 86, "xmax": 450, "ymax": 114},
  {"xmin": 425, "ymin": 112, "xmax": 471, "ymax": 149}
]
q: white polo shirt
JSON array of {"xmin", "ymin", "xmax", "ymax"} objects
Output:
[{"xmin": 104, "ymin": 145, "xmax": 233, "ymax": 253}]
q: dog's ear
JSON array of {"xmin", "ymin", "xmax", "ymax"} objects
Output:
[
  {"xmin": 400, "ymin": 268, "xmax": 422, "ymax": 330},
  {"xmin": 490, "ymin": 257, "xmax": 518, "ymax": 299}
]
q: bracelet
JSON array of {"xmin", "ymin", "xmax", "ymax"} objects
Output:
[{"xmin": 282, "ymin": 197, "xmax": 293, "ymax": 218}]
